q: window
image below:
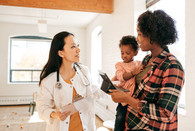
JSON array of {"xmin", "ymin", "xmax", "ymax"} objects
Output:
[
  {"xmin": 149, "ymin": 0, "xmax": 185, "ymax": 108},
  {"xmin": 91, "ymin": 26, "xmax": 102, "ymax": 85},
  {"xmin": 9, "ymin": 36, "xmax": 52, "ymax": 83}
]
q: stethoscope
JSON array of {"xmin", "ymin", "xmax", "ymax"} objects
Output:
[{"xmin": 55, "ymin": 63, "xmax": 90, "ymax": 89}]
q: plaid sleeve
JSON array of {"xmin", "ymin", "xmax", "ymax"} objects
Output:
[{"xmin": 137, "ymin": 61, "xmax": 184, "ymax": 122}]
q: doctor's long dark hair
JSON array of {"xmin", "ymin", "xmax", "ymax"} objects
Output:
[{"xmin": 39, "ymin": 31, "xmax": 74, "ymax": 86}]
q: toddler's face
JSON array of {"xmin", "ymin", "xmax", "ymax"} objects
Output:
[{"xmin": 120, "ymin": 45, "xmax": 137, "ymax": 63}]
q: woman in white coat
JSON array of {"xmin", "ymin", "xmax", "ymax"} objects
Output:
[{"xmin": 36, "ymin": 31, "xmax": 104, "ymax": 131}]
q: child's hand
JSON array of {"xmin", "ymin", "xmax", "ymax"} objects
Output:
[
  {"xmin": 111, "ymin": 75, "xmax": 118, "ymax": 81},
  {"xmin": 133, "ymin": 65, "xmax": 144, "ymax": 75}
]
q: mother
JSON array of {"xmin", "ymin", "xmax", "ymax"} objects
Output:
[{"xmin": 110, "ymin": 10, "xmax": 184, "ymax": 131}]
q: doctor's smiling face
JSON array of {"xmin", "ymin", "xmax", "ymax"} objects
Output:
[{"xmin": 58, "ymin": 35, "xmax": 80, "ymax": 63}]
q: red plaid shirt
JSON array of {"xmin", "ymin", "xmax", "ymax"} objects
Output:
[{"xmin": 126, "ymin": 47, "xmax": 184, "ymax": 131}]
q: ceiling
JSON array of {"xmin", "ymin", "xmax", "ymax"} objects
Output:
[{"xmin": 0, "ymin": 5, "xmax": 100, "ymax": 28}]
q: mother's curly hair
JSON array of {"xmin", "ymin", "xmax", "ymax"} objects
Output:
[{"xmin": 137, "ymin": 10, "xmax": 178, "ymax": 48}]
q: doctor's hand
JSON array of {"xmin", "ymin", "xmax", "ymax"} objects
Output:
[
  {"xmin": 61, "ymin": 103, "xmax": 78, "ymax": 115},
  {"xmin": 50, "ymin": 111, "xmax": 71, "ymax": 121}
]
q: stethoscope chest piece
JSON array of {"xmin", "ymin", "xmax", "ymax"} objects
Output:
[
  {"xmin": 56, "ymin": 70, "xmax": 62, "ymax": 89},
  {"xmin": 55, "ymin": 81, "xmax": 62, "ymax": 89}
]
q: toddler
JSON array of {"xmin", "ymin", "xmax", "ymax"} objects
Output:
[{"xmin": 112, "ymin": 35, "xmax": 143, "ymax": 131}]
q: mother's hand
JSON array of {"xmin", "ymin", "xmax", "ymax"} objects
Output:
[
  {"xmin": 109, "ymin": 89, "xmax": 129, "ymax": 103},
  {"xmin": 109, "ymin": 89, "xmax": 139, "ymax": 110}
]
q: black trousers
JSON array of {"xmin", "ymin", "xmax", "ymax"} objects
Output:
[{"xmin": 114, "ymin": 103, "xmax": 127, "ymax": 131}]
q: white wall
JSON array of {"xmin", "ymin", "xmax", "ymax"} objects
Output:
[
  {"xmin": 86, "ymin": 0, "xmax": 145, "ymax": 120},
  {"xmin": 178, "ymin": 0, "xmax": 195, "ymax": 130},
  {"xmin": 86, "ymin": 0, "xmax": 136, "ymax": 77},
  {"xmin": 0, "ymin": 22, "xmax": 86, "ymax": 97}
]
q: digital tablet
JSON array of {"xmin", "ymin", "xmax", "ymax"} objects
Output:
[{"xmin": 99, "ymin": 71, "xmax": 130, "ymax": 93}]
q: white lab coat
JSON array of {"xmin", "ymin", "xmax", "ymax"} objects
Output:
[{"xmin": 36, "ymin": 65, "xmax": 105, "ymax": 131}]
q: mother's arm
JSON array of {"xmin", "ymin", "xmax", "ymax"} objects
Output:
[
  {"xmin": 137, "ymin": 63, "xmax": 184, "ymax": 122},
  {"xmin": 110, "ymin": 62, "xmax": 184, "ymax": 123},
  {"xmin": 109, "ymin": 89, "xmax": 139, "ymax": 110}
]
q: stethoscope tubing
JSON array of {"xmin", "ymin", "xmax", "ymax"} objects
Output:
[{"xmin": 55, "ymin": 64, "xmax": 90, "ymax": 89}]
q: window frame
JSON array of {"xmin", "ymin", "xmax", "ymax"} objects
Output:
[
  {"xmin": 9, "ymin": 36, "xmax": 52, "ymax": 83},
  {"xmin": 91, "ymin": 26, "xmax": 102, "ymax": 85}
]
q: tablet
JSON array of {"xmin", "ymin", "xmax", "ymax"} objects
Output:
[{"xmin": 99, "ymin": 71, "xmax": 130, "ymax": 93}]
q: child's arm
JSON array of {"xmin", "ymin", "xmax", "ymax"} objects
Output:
[
  {"xmin": 123, "ymin": 65, "xmax": 143, "ymax": 81},
  {"xmin": 115, "ymin": 62, "xmax": 126, "ymax": 82}
]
